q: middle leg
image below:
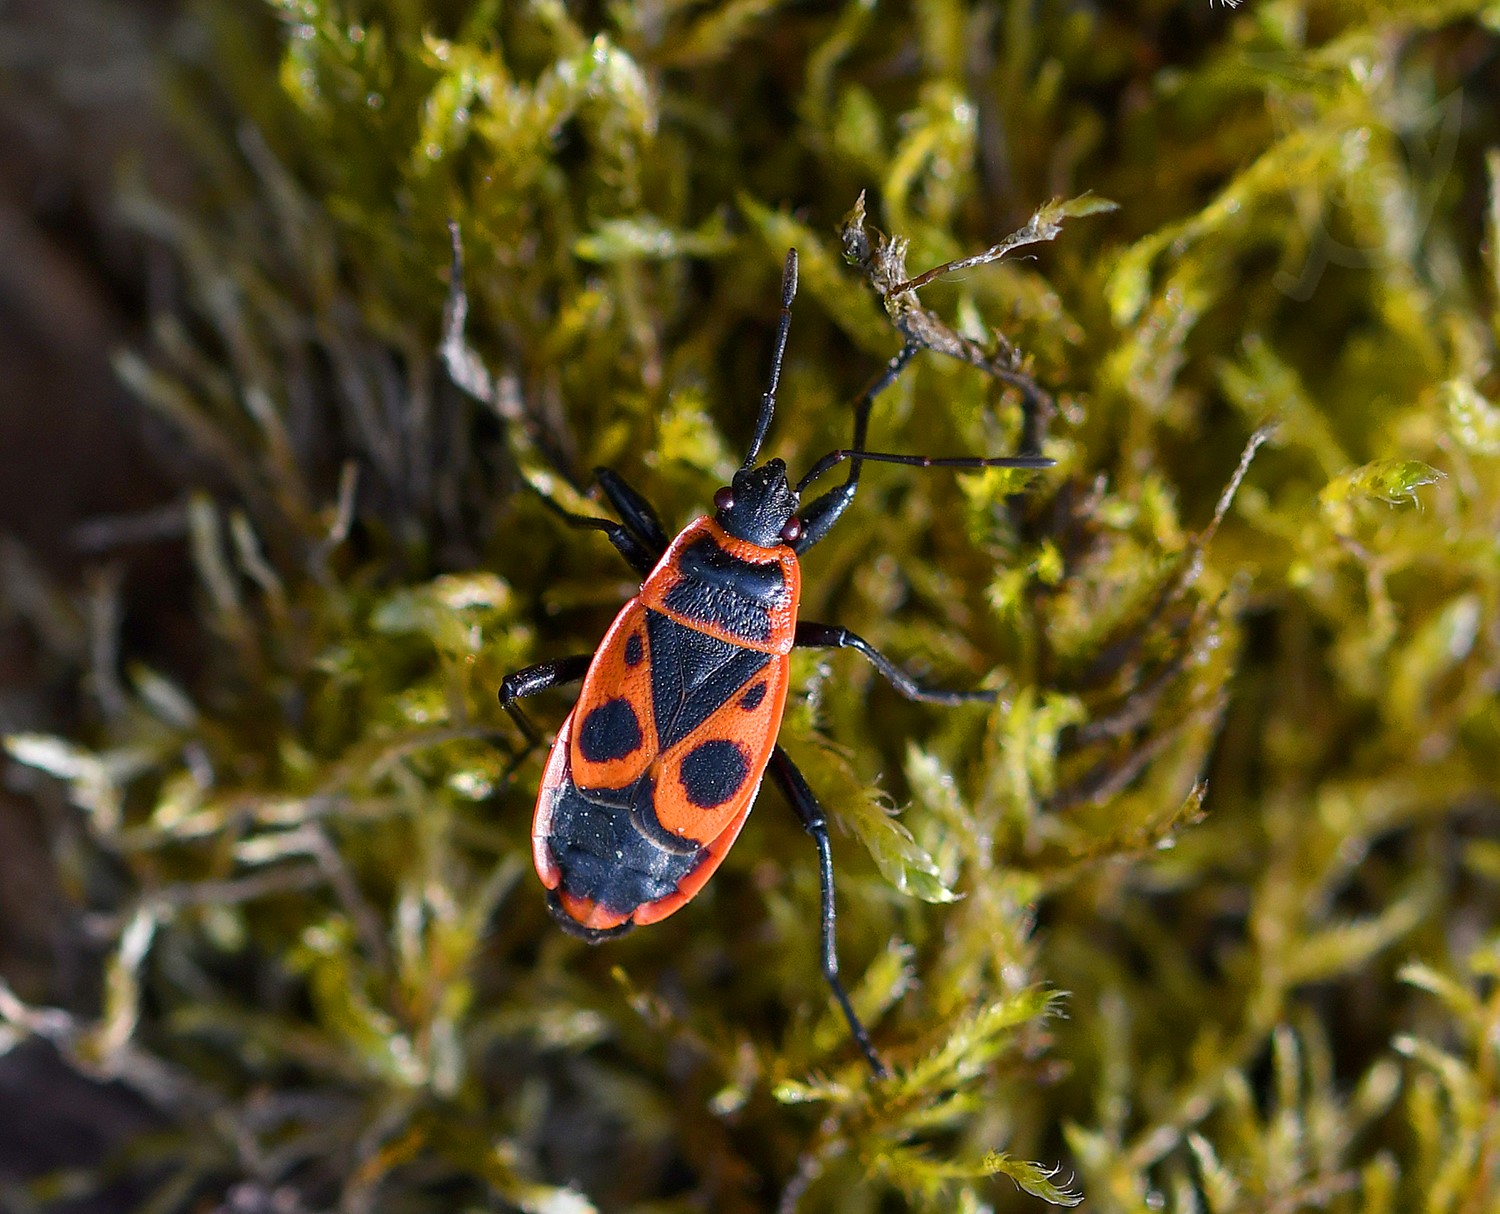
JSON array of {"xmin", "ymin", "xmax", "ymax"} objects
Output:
[
  {"xmin": 794, "ymin": 620, "xmax": 1000, "ymax": 704},
  {"xmin": 499, "ymin": 655, "xmax": 593, "ymax": 747}
]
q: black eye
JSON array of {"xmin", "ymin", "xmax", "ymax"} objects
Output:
[
  {"xmin": 779, "ymin": 517, "xmax": 802, "ymax": 544},
  {"xmin": 713, "ymin": 486, "xmax": 735, "ymax": 511}
]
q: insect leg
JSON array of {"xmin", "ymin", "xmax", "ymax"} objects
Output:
[
  {"xmin": 794, "ymin": 342, "xmax": 920, "ymax": 553},
  {"xmin": 534, "ymin": 469, "xmax": 670, "ymax": 576},
  {"xmin": 768, "ymin": 746, "xmax": 889, "ymax": 1078},
  {"xmin": 498, "ymin": 655, "xmax": 593, "ymax": 747},
  {"xmin": 593, "ymin": 467, "xmax": 670, "ymax": 557},
  {"xmin": 794, "ymin": 621, "xmax": 1001, "ymax": 705},
  {"xmin": 536, "ymin": 496, "xmax": 659, "ymax": 576}
]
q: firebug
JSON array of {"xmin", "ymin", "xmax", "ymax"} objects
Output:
[{"xmin": 500, "ymin": 250, "xmax": 1051, "ymax": 1074}]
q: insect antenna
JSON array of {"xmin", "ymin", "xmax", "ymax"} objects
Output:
[
  {"xmin": 796, "ymin": 447, "xmax": 1053, "ymax": 493},
  {"xmin": 742, "ymin": 249, "xmax": 799, "ymax": 470}
]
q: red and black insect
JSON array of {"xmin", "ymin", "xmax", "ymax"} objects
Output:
[{"xmin": 500, "ymin": 251, "xmax": 1051, "ymax": 1074}]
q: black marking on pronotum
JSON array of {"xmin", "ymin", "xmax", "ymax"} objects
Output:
[
  {"xmin": 680, "ymin": 740, "xmax": 749, "ymax": 809},
  {"xmin": 679, "ymin": 537, "xmax": 786, "ymax": 604},
  {"xmin": 665, "ymin": 587, "xmax": 774, "ymax": 641},
  {"xmin": 661, "ymin": 537, "xmax": 786, "ymax": 641},
  {"xmin": 578, "ymin": 697, "xmax": 643, "ymax": 764}
]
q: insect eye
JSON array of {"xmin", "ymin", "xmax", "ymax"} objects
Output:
[
  {"xmin": 780, "ymin": 517, "xmax": 802, "ymax": 544},
  {"xmin": 713, "ymin": 486, "xmax": 735, "ymax": 511}
]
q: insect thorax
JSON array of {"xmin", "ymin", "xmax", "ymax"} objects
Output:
[{"xmin": 639, "ymin": 518, "xmax": 801, "ymax": 654}]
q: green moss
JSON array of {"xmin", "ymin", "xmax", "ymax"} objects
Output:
[{"xmin": 5, "ymin": 1, "xmax": 1500, "ymax": 1211}]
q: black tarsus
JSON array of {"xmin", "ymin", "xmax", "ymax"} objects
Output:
[{"xmin": 768, "ymin": 746, "xmax": 889, "ymax": 1078}]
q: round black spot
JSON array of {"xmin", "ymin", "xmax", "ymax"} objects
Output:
[
  {"xmin": 578, "ymin": 698, "xmax": 643, "ymax": 763},
  {"xmin": 624, "ymin": 632, "xmax": 644, "ymax": 667},
  {"xmin": 739, "ymin": 682, "xmax": 767, "ymax": 711},
  {"xmin": 679, "ymin": 740, "xmax": 749, "ymax": 809}
]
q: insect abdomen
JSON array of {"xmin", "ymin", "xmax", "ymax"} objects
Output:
[{"xmin": 541, "ymin": 779, "xmax": 702, "ymax": 932}]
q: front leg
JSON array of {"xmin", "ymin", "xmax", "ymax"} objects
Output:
[
  {"xmin": 794, "ymin": 343, "xmax": 919, "ymax": 554},
  {"xmin": 536, "ymin": 469, "xmax": 671, "ymax": 578},
  {"xmin": 794, "ymin": 621, "xmax": 1000, "ymax": 705},
  {"xmin": 594, "ymin": 467, "xmax": 670, "ymax": 557},
  {"xmin": 536, "ymin": 499, "xmax": 659, "ymax": 577}
]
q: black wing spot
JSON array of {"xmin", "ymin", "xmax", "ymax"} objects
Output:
[
  {"xmin": 739, "ymin": 681, "xmax": 767, "ymax": 711},
  {"xmin": 624, "ymin": 632, "xmax": 644, "ymax": 667},
  {"xmin": 679, "ymin": 740, "xmax": 749, "ymax": 809},
  {"xmin": 578, "ymin": 697, "xmax": 643, "ymax": 763}
]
